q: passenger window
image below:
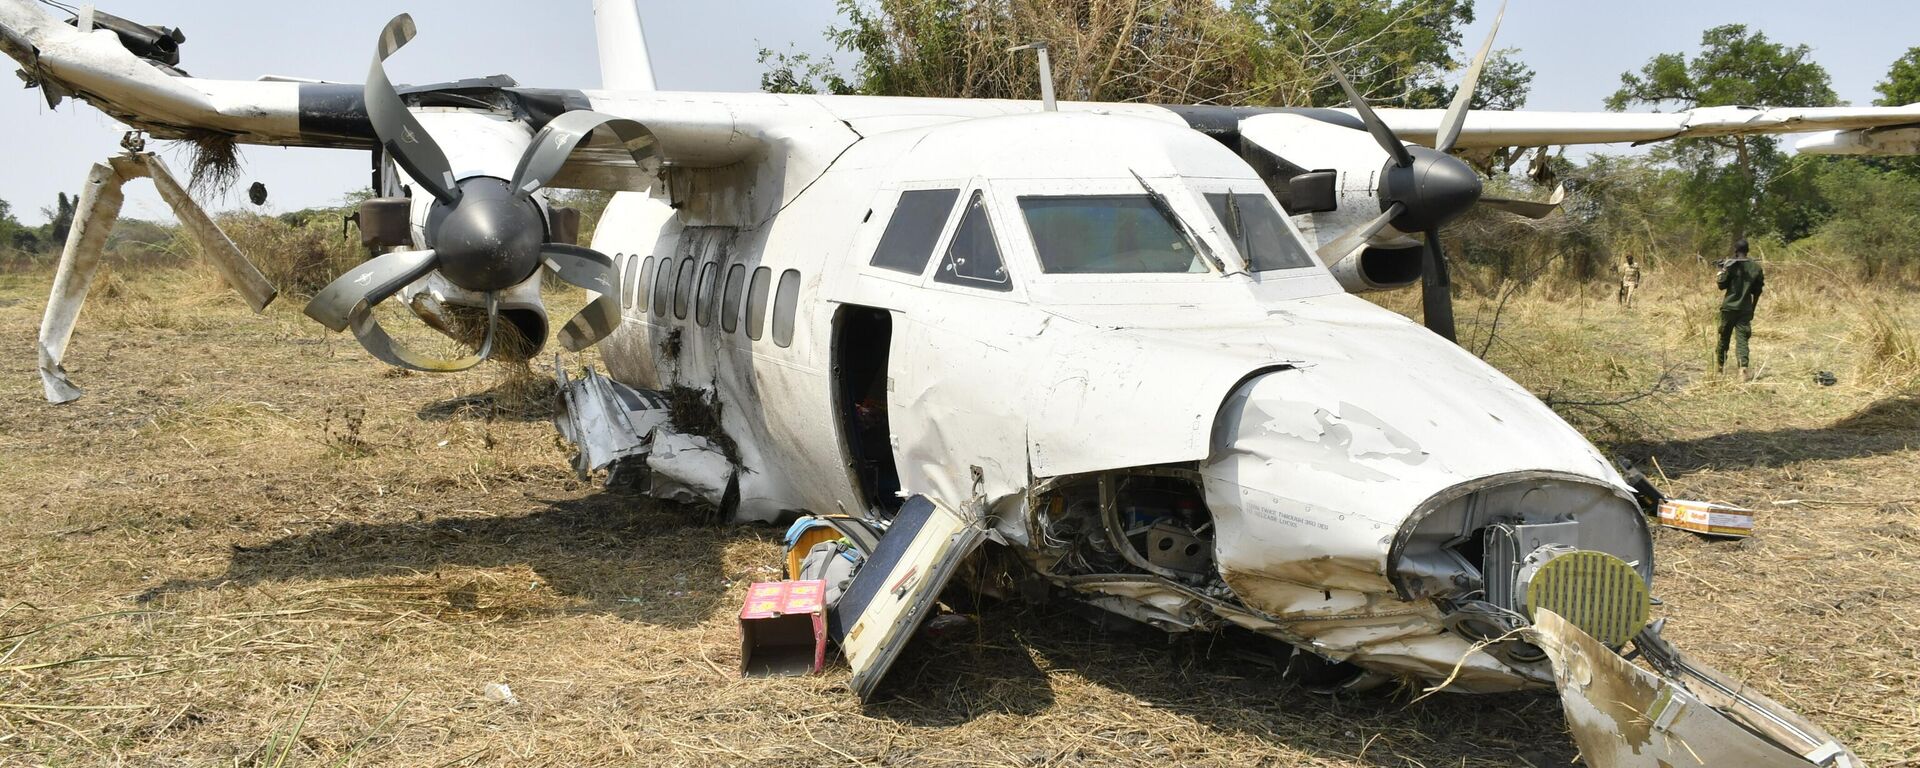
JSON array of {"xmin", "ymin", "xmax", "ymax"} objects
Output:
[
  {"xmin": 721, "ymin": 264, "xmax": 746, "ymax": 333},
  {"xmin": 1205, "ymin": 192, "xmax": 1316, "ymax": 271},
  {"xmin": 695, "ymin": 262, "xmax": 719, "ymax": 326},
  {"xmin": 745, "ymin": 266, "xmax": 772, "ymax": 341},
  {"xmin": 652, "ymin": 256, "xmax": 673, "ymax": 316},
  {"xmin": 673, "ymin": 258, "xmax": 695, "ymax": 320},
  {"xmin": 772, "ymin": 269, "xmax": 801, "ymax": 348},
  {"xmin": 935, "ymin": 190, "xmax": 1011, "ymax": 291},
  {"xmin": 870, "ymin": 188, "xmax": 960, "ymax": 274},
  {"xmin": 638, "ymin": 255, "xmax": 654, "ymax": 311}
]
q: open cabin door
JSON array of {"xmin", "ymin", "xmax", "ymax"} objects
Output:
[{"xmin": 829, "ymin": 495, "xmax": 986, "ymax": 701}]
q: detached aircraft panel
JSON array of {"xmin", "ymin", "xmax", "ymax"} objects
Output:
[{"xmin": 832, "ymin": 495, "xmax": 985, "ymax": 702}]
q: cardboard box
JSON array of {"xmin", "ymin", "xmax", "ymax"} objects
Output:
[
  {"xmin": 739, "ymin": 580, "xmax": 828, "ymax": 677},
  {"xmin": 1657, "ymin": 499, "xmax": 1755, "ymax": 539}
]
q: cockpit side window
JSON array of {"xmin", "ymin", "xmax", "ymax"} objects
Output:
[
  {"xmin": 1019, "ymin": 195, "xmax": 1206, "ymax": 274},
  {"xmin": 871, "ymin": 188, "xmax": 960, "ymax": 275},
  {"xmin": 1205, "ymin": 192, "xmax": 1316, "ymax": 271},
  {"xmin": 934, "ymin": 190, "xmax": 1012, "ymax": 292}
]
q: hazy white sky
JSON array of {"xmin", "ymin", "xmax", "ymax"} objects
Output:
[{"xmin": 0, "ymin": 0, "xmax": 1912, "ymax": 224}]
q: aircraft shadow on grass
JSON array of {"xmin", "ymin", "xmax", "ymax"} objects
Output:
[
  {"xmin": 139, "ymin": 487, "xmax": 1575, "ymax": 766},
  {"xmin": 1619, "ymin": 393, "xmax": 1920, "ymax": 477},
  {"xmin": 138, "ymin": 490, "xmax": 738, "ymax": 628}
]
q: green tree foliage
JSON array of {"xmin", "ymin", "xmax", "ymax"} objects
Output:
[
  {"xmin": 1242, "ymin": 0, "xmax": 1477, "ymax": 107},
  {"xmin": 1810, "ymin": 160, "xmax": 1920, "ymax": 280},
  {"xmin": 1607, "ymin": 24, "xmax": 1837, "ymax": 243},
  {"xmin": 1875, "ymin": 47, "xmax": 1920, "ymax": 106},
  {"xmin": 0, "ymin": 198, "xmax": 39, "ymax": 256},
  {"xmin": 758, "ymin": 49, "xmax": 854, "ymax": 95},
  {"xmin": 768, "ymin": 0, "xmax": 1504, "ymax": 109}
]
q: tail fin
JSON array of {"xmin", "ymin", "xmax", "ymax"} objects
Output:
[{"xmin": 592, "ymin": 0, "xmax": 656, "ymax": 91}]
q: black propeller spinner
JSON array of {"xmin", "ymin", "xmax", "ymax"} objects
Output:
[
  {"xmin": 1315, "ymin": 2, "xmax": 1559, "ymax": 344},
  {"xmin": 304, "ymin": 14, "xmax": 658, "ymax": 371}
]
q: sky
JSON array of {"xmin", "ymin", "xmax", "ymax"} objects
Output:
[{"xmin": 0, "ymin": 0, "xmax": 1912, "ymax": 225}]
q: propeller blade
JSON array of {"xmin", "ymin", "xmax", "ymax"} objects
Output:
[
  {"xmin": 143, "ymin": 154, "xmax": 277, "ymax": 312},
  {"xmin": 1421, "ymin": 231, "xmax": 1458, "ymax": 342},
  {"xmin": 1316, "ymin": 201, "xmax": 1406, "ymax": 262},
  {"xmin": 304, "ymin": 249, "xmax": 439, "ymax": 332},
  {"xmin": 509, "ymin": 111, "xmax": 658, "ymax": 197},
  {"xmin": 347, "ymin": 291, "xmax": 497, "ymax": 372},
  {"xmin": 1479, "ymin": 184, "xmax": 1567, "ymax": 219},
  {"xmin": 366, "ymin": 14, "xmax": 460, "ymax": 203},
  {"xmin": 1329, "ymin": 63, "xmax": 1413, "ymax": 169},
  {"xmin": 1434, "ymin": 0, "xmax": 1507, "ymax": 153},
  {"xmin": 540, "ymin": 243, "xmax": 624, "ymax": 351}
]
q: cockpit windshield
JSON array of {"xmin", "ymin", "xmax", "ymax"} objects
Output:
[
  {"xmin": 1019, "ymin": 195, "xmax": 1208, "ymax": 274},
  {"xmin": 1204, "ymin": 193, "xmax": 1318, "ymax": 272}
]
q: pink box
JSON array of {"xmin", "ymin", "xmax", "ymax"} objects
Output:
[{"xmin": 739, "ymin": 580, "xmax": 828, "ymax": 676}]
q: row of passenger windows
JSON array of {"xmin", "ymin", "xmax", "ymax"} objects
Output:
[{"xmin": 617, "ymin": 253, "xmax": 801, "ymax": 348}]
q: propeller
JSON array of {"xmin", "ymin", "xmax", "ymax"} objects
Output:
[
  {"xmin": 1315, "ymin": 2, "xmax": 1549, "ymax": 344},
  {"xmin": 305, "ymin": 14, "xmax": 657, "ymax": 371}
]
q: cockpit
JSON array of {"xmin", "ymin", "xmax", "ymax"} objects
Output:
[{"xmin": 852, "ymin": 111, "xmax": 1343, "ymax": 308}]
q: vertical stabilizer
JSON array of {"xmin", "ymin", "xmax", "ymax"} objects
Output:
[{"xmin": 593, "ymin": 0, "xmax": 657, "ymax": 91}]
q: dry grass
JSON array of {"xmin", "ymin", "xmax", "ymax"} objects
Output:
[{"xmin": 0, "ymin": 261, "xmax": 1916, "ymax": 765}]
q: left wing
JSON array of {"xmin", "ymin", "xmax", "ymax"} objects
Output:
[{"xmin": 1371, "ymin": 105, "xmax": 1920, "ymax": 152}]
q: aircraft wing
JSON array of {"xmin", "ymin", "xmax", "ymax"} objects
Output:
[
  {"xmin": 1368, "ymin": 105, "xmax": 1920, "ymax": 152},
  {"xmin": 0, "ymin": 0, "xmax": 787, "ymax": 181}
]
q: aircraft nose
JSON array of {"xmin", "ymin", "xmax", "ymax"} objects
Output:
[{"xmin": 1198, "ymin": 365, "xmax": 1652, "ymax": 688}]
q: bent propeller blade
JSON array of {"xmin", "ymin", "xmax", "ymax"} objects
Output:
[
  {"xmin": 540, "ymin": 243, "xmax": 624, "ymax": 351},
  {"xmin": 509, "ymin": 111, "xmax": 658, "ymax": 197},
  {"xmin": 365, "ymin": 14, "xmax": 460, "ymax": 203},
  {"xmin": 305, "ymin": 249, "xmax": 439, "ymax": 332}
]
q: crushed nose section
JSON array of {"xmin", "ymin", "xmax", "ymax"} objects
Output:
[
  {"xmin": 1533, "ymin": 611, "xmax": 1861, "ymax": 768},
  {"xmin": 554, "ymin": 365, "xmax": 736, "ymax": 509}
]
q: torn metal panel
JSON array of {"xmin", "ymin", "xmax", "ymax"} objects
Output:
[
  {"xmin": 554, "ymin": 365, "xmax": 669, "ymax": 477},
  {"xmin": 1532, "ymin": 611, "xmax": 1861, "ymax": 768},
  {"xmin": 645, "ymin": 430, "xmax": 733, "ymax": 507}
]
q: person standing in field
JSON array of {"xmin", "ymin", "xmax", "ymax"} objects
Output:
[
  {"xmin": 1618, "ymin": 253, "xmax": 1642, "ymax": 309},
  {"xmin": 1714, "ymin": 239, "xmax": 1764, "ymax": 381}
]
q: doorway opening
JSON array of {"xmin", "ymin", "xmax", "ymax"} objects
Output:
[{"xmin": 833, "ymin": 305, "xmax": 902, "ymax": 516}]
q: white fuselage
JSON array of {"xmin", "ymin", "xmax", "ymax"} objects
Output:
[{"xmin": 582, "ymin": 110, "xmax": 1649, "ymax": 690}]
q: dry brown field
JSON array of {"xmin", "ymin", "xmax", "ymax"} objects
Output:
[{"xmin": 0, "ymin": 260, "xmax": 1914, "ymax": 766}]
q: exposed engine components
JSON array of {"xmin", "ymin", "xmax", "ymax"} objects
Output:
[{"xmin": 1036, "ymin": 468, "xmax": 1217, "ymax": 588}]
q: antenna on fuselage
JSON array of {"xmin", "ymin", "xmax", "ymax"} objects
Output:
[{"xmin": 1008, "ymin": 42, "xmax": 1056, "ymax": 112}]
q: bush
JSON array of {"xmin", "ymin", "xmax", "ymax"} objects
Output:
[{"xmin": 201, "ymin": 210, "xmax": 364, "ymax": 297}]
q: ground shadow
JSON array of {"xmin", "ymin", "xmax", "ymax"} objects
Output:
[
  {"xmin": 415, "ymin": 387, "xmax": 557, "ymax": 422},
  {"xmin": 1618, "ymin": 393, "xmax": 1919, "ymax": 477},
  {"xmin": 139, "ymin": 489, "xmax": 748, "ymax": 628},
  {"xmin": 865, "ymin": 601, "xmax": 1576, "ymax": 766}
]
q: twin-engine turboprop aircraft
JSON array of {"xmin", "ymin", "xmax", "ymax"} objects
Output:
[{"xmin": 8, "ymin": 1, "xmax": 1915, "ymax": 763}]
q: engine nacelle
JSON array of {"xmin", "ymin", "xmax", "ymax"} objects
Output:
[{"xmin": 1326, "ymin": 245, "xmax": 1423, "ymax": 293}]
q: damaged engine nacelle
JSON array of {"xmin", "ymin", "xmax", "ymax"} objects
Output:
[{"xmin": 1325, "ymin": 245, "xmax": 1423, "ymax": 293}]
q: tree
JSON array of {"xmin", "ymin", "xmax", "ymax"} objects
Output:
[
  {"xmin": 781, "ymin": 0, "xmax": 1504, "ymax": 111},
  {"xmin": 42, "ymin": 191, "xmax": 76, "ymax": 245},
  {"xmin": 1875, "ymin": 47, "xmax": 1920, "ymax": 106},
  {"xmin": 1607, "ymin": 24, "xmax": 1837, "ymax": 242},
  {"xmin": 1243, "ymin": 0, "xmax": 1478, "ymax": 107},
  {"xmin": 758, "ymin": 48, "xmax": 854, "ymax": 95},
  {"xmin": 0, "ymin": 198, "xmax": 36, "ymax": 256}
]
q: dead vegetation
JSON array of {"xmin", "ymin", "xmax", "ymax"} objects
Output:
[{"xmin": 0, "ymin": 260, "xmax": 1916, "ymax": 765}]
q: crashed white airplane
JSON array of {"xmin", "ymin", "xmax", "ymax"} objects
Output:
[{"xmin": 7, "ymin": 1, "xmax": 1914, "ymax": 764}]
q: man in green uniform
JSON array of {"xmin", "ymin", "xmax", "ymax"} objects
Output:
[{"xmin": 1715, "ymin": 239, "xmax": 1765, "ymax": 381}]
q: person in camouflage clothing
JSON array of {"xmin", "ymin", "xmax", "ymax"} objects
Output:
[{"xmin": 1715, "ymin": 239, "xmax": 1765, "ymax": 381}]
